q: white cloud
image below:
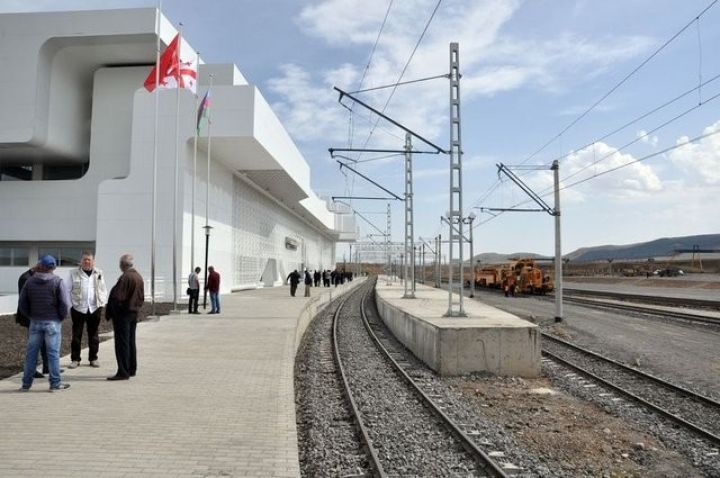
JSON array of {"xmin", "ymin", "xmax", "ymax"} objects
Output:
[
  {"xmin": 269, "ymin": 0, "xmax": 655, "ymax": 149},
  {"xmin": 668, "ymin": 120, "xmax": 720, "ymax": 185},
  {"xmin": 519, "ymin": 142, "xmax": 663, "ymax": 204},
  {"xmin": 637, "ymin": 129, "xmax": 659, "ymax": 147}
]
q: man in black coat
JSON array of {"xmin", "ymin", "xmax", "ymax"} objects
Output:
[{"xmin": 286, "ymin": 270, "xmax": 300, "ymax": 297}]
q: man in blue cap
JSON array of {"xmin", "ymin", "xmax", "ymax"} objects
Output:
[{"xmin": 18, "ymin": 255, "xmax": 71, "ymax": 392}]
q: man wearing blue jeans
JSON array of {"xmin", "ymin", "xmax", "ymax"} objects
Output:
[
  {"xmin": 19, "ymin": 255, "xmax": 71, "ymax": 392},
  {"xmin": 205, "ymin": 266, "xmax": 220, "ymax": 314}
]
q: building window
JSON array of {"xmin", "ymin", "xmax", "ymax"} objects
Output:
[
  {"xmin": 38, "ymin": 246, "xmax": 87, "ymax": 267},
  {"xmin": 0, "ymin": 247, "xmax": 30, "ymax": 266}
]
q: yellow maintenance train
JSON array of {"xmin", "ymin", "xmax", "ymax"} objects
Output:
[{"xmin": 473, "ymin": 258, "xmax": 553, "ymax": 296}]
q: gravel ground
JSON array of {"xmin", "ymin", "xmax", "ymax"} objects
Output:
[
  {"xmin": 466, "ymin": 287, "xmax": 720, "ymax": 399},
  {"xmin": 0, "ymin": 303, "xmax": 174, "ymax": 380},
  {"xmin": 337, "ymin": 283, "xmax": 486, "ymax": 476},
  {"xmin": 295, "ymin": 292, "xmax": 369, "ymax": 477},
  {"xmin": 543, "ymin": 358, "xmax": 718, "ymax": 477},
  {"xmin": 294, "ymin": 279, "xmax": 709, "ymax": 476},
  {"xmin": 363, "ymin": 289, "xmax": 707, "ymax": 477}
]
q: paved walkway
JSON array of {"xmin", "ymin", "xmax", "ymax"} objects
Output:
[{"xmin": 0, "ymin": 280, "xmax": 361, "ymax": 477}]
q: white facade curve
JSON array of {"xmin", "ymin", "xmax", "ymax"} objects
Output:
[{"xmin": 0, "ymin": 8, "xmax": 357, "ymax": 305}]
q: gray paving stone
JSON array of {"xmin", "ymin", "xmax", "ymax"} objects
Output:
[{"xmin": 0, "ymin": 281, "xmax": 362, "ymax": 477}]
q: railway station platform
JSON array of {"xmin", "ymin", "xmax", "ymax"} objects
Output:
[
  {"xmin": 0, "ymin": 279, "xmax": 362, "ymax": 477},
  {"xmin": 375, "ymin": 280, "xmax": 540, "ymax": 377}
]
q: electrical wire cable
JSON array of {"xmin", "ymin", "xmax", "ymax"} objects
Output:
[
  {"xmin": 519, "ymin": 0, "xmax": 718, "ymax": 167},
  {"xmin": 470, "ymin": 124, "xmax": 720, "ymax": 231}
]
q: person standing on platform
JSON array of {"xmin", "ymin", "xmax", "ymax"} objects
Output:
[
  {"xmin": 16, "ymin": 265, "xmax": 48, "ymax": 379},
  {"xmin": 67, "ymin": 252, "xmax": 108, "ymax": 369},
  {"xmin": 106, "ymin": 254, "xmax": 144, "ymax": 381},
  {"xmin": 18, "ymin": 255, "xmax": 71, "ymax": 392},
  {"xmin": 323, "ymin": 269, "xmax": 330, "ymax": 287},
  {"xmin": 304, "ymin": 270, "xmax": 312, "ymax": 297},
  {"xmin": 287, "ymin": 270, "xmax": 300, "ymax": 297},
  {"xmin": 313, "ymin": 269, "xmax": 321, "ymax": 288},
  {"xmin": 206, "ymin": 266, "xmax": 221, "ymax": 314},
  {"xmin": 187, "ymin": 267, "xmax": 201, "ymax": 314}
]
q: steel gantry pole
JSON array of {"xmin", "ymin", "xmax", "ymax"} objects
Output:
[
  {"xmin": 403, "ymin": 133, "xmax": 415, "ymax": 298},
  {"xmin": 445, "ymin": 42, "xmax": 466, "ymax": 316},
  {"xmin": 386, "ymin": 202, "xmax": 391, "ymax": 285},
  {"xmin": 553, "ymin": 160, "xmax": 563, "ymax": 322}
]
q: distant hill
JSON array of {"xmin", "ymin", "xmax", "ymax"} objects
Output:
[
  {"xmin": 473, "ymin": 234, "xmax": 720, "ymax": 264},
  {"xmin": 472, "ymin": 252, "xmax": 551, "ymax": 265},
  {"xmin": 566, "ymin": 234, "xmax": 720, "ymax": 262}
]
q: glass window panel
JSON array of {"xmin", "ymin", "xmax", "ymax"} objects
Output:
[
  {"xmin": 12, "ymin": 247, "xmax": 29, "ymax": 266},
  {"xmin": 38, "ymin": 248, "xmax": 59, "ymax": 263},
  {"xmin": 60, "ymin": 247, "xmax": 83, "ymax": 267},
  {"xmin": 0, "ymin": 247, "xmax": 11, "ymax": 266}
]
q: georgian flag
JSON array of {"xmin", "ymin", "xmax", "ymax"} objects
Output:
[{"xmin": 144, "ymin": 33, "xmax": 197, "ymax": 93}]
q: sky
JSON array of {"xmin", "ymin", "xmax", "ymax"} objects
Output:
[{"xmin": 2, "ymin": 0, "xmax": 720, "ymax": 257}]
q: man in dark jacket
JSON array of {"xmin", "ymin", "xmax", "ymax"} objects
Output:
[
  {"xmin": 19, "ymin": 255, "xmax": 71, "ymax": 392},
  {"xmin": 286, "ymin": 270, "xmax": 300, "ymax": 297},
  {"xmin": 205, "ymin": 266, "xmax": 220, "ymax": 314},
  {"xmin": 106, "ymin": 254, "xmax": 144, "ymax": 381},
  {"xmin": 17, "ymin": 265, "xmax": 48, "ymax": 379},
  {"xmin": 313, "ymin": 270, "xmax": 321, "ymax": 288}
]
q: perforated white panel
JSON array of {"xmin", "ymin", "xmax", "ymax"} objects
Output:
[{"xmin": 232, "ymin": 176, "xmax": 334, "ymax": 288}]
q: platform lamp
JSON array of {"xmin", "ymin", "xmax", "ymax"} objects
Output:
[{"xmin": 202, "ymin": 224, "xmax": 213, "ymax": 309}]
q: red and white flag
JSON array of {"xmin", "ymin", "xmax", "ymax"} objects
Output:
[{"xmin": 144, "ymin": 33, "xmax": 197, "ymax": 93}]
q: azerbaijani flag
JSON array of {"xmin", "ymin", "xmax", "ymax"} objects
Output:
[{"xmin": 197, "ymin": 88, "xmax": 211, "ymax": 133}]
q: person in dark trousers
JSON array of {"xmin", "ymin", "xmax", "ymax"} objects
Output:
[
  {"xmin": 16, "ymin": 265, "xmax": 48, "ymax": 379},
  {"xmin": 330, "ymin": 269, "xmax": 337, "ymax": 287},
  {"xmin": 187, "ymin": 267, "xmax": 201, "ymax": 314},
  {"xmin": 287, "ymin": 270, "xmax": 300, "ymax": 297},
  {"xmin": 206, "ymin": 266, "xmax": 221, "ymax": 314},
  {"xmin": 313, "ymin": 270, "xmax": 321, "ymax": 288},
  {"xmin": 304, "ymin": 270, "xmax": 312, "ymax": 297},
  {"xmin": 323, "ymin": 270, "xmax": 330, "ymax": 287},
  {"xmin": 18, "ymin": 255, "xmax": 71, "ymax": 392},
  {"xmin": 106, "ymin": 254, "xmax": 144, "ymax": 381},
  {"xmin": 67, "ymin": 252, "xmax": 108, "ymax": 369}
]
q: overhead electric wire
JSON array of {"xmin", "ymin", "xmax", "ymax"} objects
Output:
[
  {"xmin": 471, "ymin": 124, "xmax": 720, "ymax": 231},
  {"xmin": 545, "ymin": 88, "xmax": 720, "ymax": 191},
  {"xmin": 349, "ymin": 73, "xmax": 448, "ymax": 94},
  {"xmin": 347, "ymin": 0, "xmax": 394, "ymax": 198},
  {"xmin": 519, "ymin": 0, "xmax": 718, "ymax": 167},
  {"xmin": 354, "ymin": 0, "xmax": 443, "ymax": 160},
  {"xmin": 469, "ymin": 1, "xmax": 719, "ymax": 215}
]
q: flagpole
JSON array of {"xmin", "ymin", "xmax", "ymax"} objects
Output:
[
  {"xmin": 191, "ymin": 50, "xmax": 199, "ymax": 281},
  {"xmin": 171, "ymin": 22, "xmax": 184, "ymax": 313},
  {"xmin": 151, "ymin": 1, "xmax": 162, "ymax": 316},
  {"xmin": 203, "ymin": 74, "xmax": 214, "ymax": 310}
]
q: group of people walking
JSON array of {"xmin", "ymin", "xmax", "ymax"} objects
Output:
[
  {"xmin": 285, "ymin": 268, "xmax": 353, "ymax": 297},
  {"xmin": 16, "ymin": 252, "xmax": 144, "ymax": 391}
]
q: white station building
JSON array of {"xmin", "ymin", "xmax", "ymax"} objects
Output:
[{"xmin": 0, "ymin": 8, "xmax": 357, "ymax": 311}]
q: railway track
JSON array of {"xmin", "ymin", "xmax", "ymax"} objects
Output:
[
  {"xmin": 541, "ymin": 332, "xmax": 720, "ymax": 447},
  {"xmin": 333, "ymin": 280, "xmax": 510, "ymax": 477},
  {"xmin": 561, "ymin": 295, "xmax": 720, "ymax": 326},
  {"xmin": 562, "ymin": 288, "xmax": 720, "ymax": 311}
]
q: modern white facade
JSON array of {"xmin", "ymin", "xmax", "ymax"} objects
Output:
[{"xmin": 0, "ymin": 8, "xmax": 356, "ymax": 306}]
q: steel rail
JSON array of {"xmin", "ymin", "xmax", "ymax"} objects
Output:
[
  {"xmin": 542, "ymin": 334, "xmax": 720, "ymax": 446},
  {"xmin": 359, "ymin": 286, "xmax": 511, "ymax": 478},
  {"xmin": 562, "ymin": 296, "xmax": 720, "ymax": 326},
  {"xmin": 563, "ymin": 288, "xmax": 720, "ymax": 311},
  {"xmin": 332, "ymin": 283, "xmax": 388, "ymax": 478}
]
